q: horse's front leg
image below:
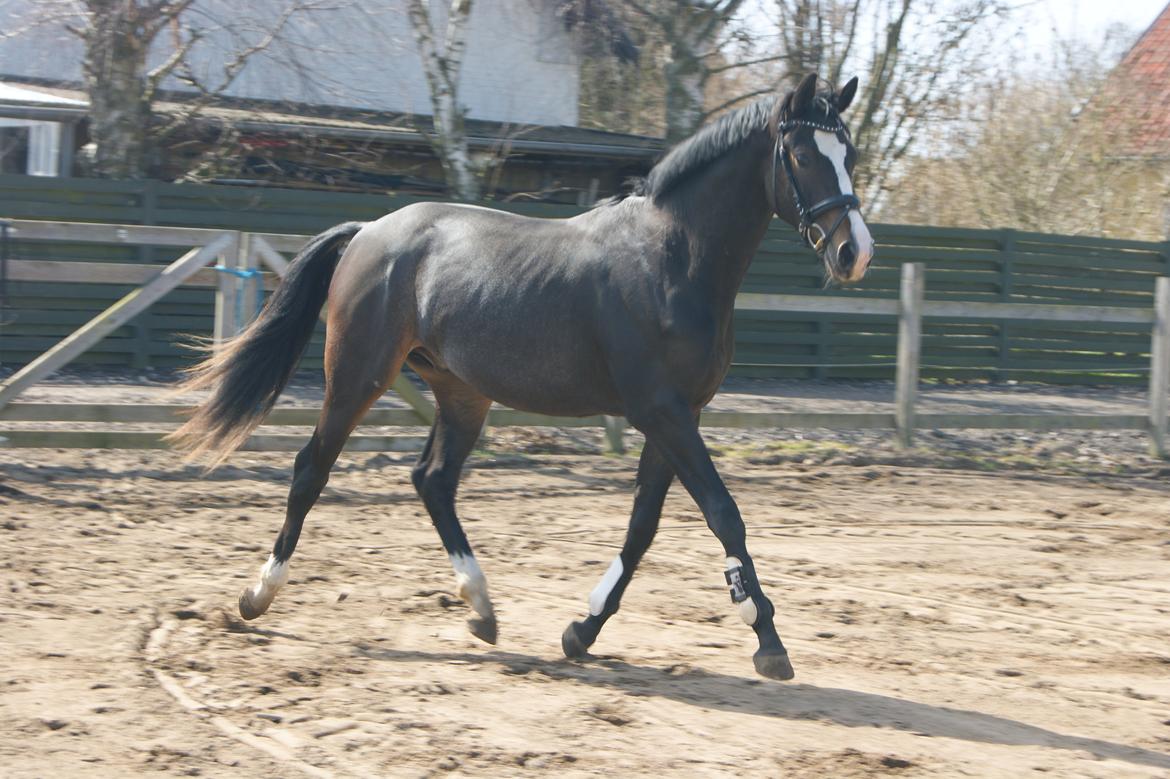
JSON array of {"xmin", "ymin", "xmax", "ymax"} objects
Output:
[
  {"xmin": 562, "ymin": 441, "xmax": 674, "ymax": 658},
  {"xmin": 628, "ymin": 395, "xmax": 793, "ymax": 681}
]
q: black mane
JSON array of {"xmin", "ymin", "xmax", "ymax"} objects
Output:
[
  {"xmin": 596, "ymin": 85, "xmax": 842, "ymax": 208},
  {"xmin": 595, "ymin": 98, "xmax": 778, "ymax": 208},
  {"xmin": 643, "ymin": 97, "xmax": 777, "ymax": 200}
]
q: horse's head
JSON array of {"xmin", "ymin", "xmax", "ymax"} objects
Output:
[{"xmin": 769, "ymin": 73, "xmax": 874, "ymax": 284}]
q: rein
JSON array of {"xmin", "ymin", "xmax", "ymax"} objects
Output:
[{"xmin": 771, "ymin": 116, "xmax": 861, "ymax": 253}]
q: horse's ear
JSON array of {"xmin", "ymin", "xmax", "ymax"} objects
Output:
[
  {"xmin": 792, "ymin": 73, "xmax": 818, "ymax": 115},
  {"xmin": 837, "ymin": 76, "xmax": 859, "ymax": 113}
]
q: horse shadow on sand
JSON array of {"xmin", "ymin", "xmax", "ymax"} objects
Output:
[{"xmin": 355, "ymin": 645, "xmax": 1169, "ymax": 771}]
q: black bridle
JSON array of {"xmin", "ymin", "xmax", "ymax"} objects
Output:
[{"xmin": 771, "ymin": 115, "xmax": 861, "ymax": 253}]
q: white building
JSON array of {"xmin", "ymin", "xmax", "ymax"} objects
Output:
[{"xmin": 0, "ymin": 0, "xmax": 655, "ymax": 196}]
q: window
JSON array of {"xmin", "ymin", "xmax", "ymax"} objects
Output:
[
  {"xmin": 0, "ymin": 119, "xmax": 65, "ymax": 176},
  {"xmin": 0, "ymin": 125, "xmax": 29, "ymax": 174}
]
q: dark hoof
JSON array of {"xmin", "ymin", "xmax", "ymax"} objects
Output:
[
  {"xmin": 561, "ymin": 621, "xmax": 591, "ymax": 659},
  {"xmin": 468, "ymin": 615, "xmax": 497, "ymax": 645},
  {"xmin": 238, "ymin": 589, "xmax": 269, "ymax": 621},
  {"xmin": 753, "ymin": 650, "xmax": 795, "ymax": 681}
]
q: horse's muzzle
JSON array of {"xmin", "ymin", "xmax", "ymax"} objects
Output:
[{"xmin": 827, "ymin": 237, "xmax": 873, "ymax": 284}]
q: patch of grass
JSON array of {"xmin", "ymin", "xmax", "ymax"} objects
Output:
[{"xmin": 710, "ymin": 439, "xmax": 857, "ymax": 462}]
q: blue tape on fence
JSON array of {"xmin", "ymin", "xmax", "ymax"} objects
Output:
[
  {"xmin": 212, "ymin": 265, "xmax": 263, "ymax": 279},
  {"xmin": 213, "ymin": 265, "xmax": 265, "ymax": 326}
]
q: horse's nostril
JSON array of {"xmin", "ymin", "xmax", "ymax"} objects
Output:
[{"xmin": 836, "ymin": 242, "xmax": 855, "ymax": 271}]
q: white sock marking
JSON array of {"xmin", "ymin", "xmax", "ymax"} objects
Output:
[
  {"xmin": 589, "ymin": 557, "xmax": 624, "ymax": 616},
  {"xmin": 450, "ymin": 553, "xmax": 493, "ymax": 619},
  {"xmin": 814, "ymin": 130, "xmax": 873, "ymax": 280},
  {"xmin": 249, "ymin": 555, "xmax": 289, "ymax": 607},
  {"xmin": 725, "ymin": 556, "xmax": 759, "ymax": 626}
]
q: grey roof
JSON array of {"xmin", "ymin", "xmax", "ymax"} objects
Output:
[{"xmin": 0, "ymin": 78, "xmax": 664, "ymax": 160}]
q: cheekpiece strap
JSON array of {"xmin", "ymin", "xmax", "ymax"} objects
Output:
[{"xmin": 773, "ymin": 113, "xmax": 856, "ymax": 250}]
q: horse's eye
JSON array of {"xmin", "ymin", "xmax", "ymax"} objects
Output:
[{"xmin": 795, "ymin": 151, "xmax": 812, "ymax": 166}]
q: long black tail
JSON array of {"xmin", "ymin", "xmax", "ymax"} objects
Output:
[{"xmin": 168, "ymin": 221, "xmax": 366, "ymax": 463}]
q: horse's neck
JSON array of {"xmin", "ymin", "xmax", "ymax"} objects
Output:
[{"xmin": 659, "ymin": 139, "xmax": 775, "ymax": 313}]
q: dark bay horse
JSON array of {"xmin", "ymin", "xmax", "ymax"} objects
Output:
[{"xmin": 171, "ymin": 73, "xmax": 874, "ymax": 680}]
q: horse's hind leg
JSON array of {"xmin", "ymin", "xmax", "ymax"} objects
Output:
[
  {"xmin": 562, "ymin": 441, "xmax": 674, "ymax": 657},
  {"xmin": 239, "ymin": 320, "xmax": 410, "ymax": 620},
  {"xmin": 409, "ymin": 375, "xmax": 495, "ymax": 643}
]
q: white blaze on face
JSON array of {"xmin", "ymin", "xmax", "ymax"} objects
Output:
[
  {"xmin": 450, "ymin": 552, "xmax": 494, "ymax": 619},
  {"xmin": 813, "ymin": 130, "xmax": 874, "ymax": 280},
  {"xmin": 589, "ymin": 556, "xmax": 624, "ymax": 616}
]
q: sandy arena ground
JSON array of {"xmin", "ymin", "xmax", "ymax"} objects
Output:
[{"xmin": 2, "ymin": 419, "xmax": 1169, "ymax": 778}]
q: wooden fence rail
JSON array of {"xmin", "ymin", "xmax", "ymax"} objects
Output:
[
  {"xmin": 0, "ymin": 219, "xmax": 1167, "ymax": 457},
  {"xmin": 4, "ymin": 174, "xmax": 1170, "ymax": 382},
  {"xmin": 0, "ymin": 221, "xmax": 435, "ymax": 422}
]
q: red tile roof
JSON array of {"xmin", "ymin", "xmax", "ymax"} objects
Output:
[{"xmin": 1116, "ymin": 3, "xmax": 1170, "ymax": 157}]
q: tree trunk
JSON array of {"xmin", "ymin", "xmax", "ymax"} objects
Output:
[
  {"xmin": 629, "ymin": 0, "xmax": 744, "ymax": 145},
  {"xmin": 408, "ymin": 0, "xmax": 480, "ymax": 201},
  {"xmin": 430, "ymin": 81, "xmax": 480, "ymax": 201},
  {"xmin": 82, "ymin": 8, "xmax": 152, "ymax": 178},
  {"xmin": 664, "ymin": 41, "xmax": 706, "ymax": 143}
]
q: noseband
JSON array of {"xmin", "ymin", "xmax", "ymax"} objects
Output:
[{"xmin": 771, "ymin": 116, "xmax": 861, "ymax": 253}]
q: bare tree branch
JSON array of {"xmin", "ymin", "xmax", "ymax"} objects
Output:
[
  {"xmin": 707, "ymin": 53, "xmax": 783, "ymax": 75},
  {"xmin": 881, "ymin": 33, "xmax": 1162, "ymax": 237},
  {"xmin": 624, "ymin": 0, "xmax": 749, "ymax": 141},
  {"xmin": 145, "ymin": 22, "xmax": 200, "ymax": 102},
  {"xmin": 26, "ymin": 0, "xmax": 336, "ymax": 177},
  {"xmin": 703, "ymin": 85, "xmax": 773, "ymax": 117}
]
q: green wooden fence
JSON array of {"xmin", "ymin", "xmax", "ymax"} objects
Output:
[{"xmin": 2, "ymin": 174, "xmax": 1169, "ymax": 382}]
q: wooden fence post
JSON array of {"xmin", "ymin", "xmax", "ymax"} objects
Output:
[
  {"xmin": 603, "ymin": 415, "xmax": 626, "ymax": 454},
  {"xmin": 997, "ymin": 229, "xmax": 1015, "ymax": 380},
  {"xmin": 0, "ymin": 219, "xmax": 9, "ymax": 331},
  {"xmin": 1150, "ymin": 276, "xmax": 1169, "ymax": 458},
  {"xmin": 212, "ymin": 232, "xmax": 242, "ymax": 345},
  {"xmin": 238, "ymin": 232, "xmax": 262, "ymax": 326},
  {"xmin": 895, "ymin": 262, "xmax": 925, "ymax": 449}
]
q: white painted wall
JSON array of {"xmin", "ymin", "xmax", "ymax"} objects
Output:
[{"xmin": 0, "ymin": 0, "xmax": 579, "ymax": 127}]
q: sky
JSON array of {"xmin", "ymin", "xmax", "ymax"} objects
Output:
[
  {"xmin": 1020, "ymin": 0, "xmax": 1165, "ymax": 46},
  {"xmin": 741, "ymin": 1, "xmax": 1168, "ymax": 74},
  {"xmin": 1022, "ymin": 0, "xmax": 1166, "ymax": 48}
]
